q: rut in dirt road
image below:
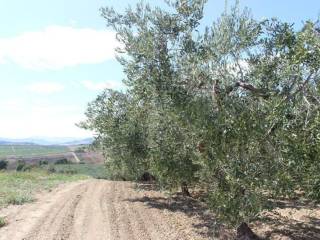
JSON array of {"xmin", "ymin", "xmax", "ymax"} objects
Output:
[{"xmin": 0, "ymin": 180, "xmax": 210, "ymax": 240}]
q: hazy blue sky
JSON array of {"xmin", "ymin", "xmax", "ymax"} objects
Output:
[{"xmin": 0, "ymin": 0, "xmax": 319, "ymax": 138}]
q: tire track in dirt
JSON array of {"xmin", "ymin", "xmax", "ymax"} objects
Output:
[
  {"xmin": 23, "ymin": 183, "xmax": 88, "ymax": 240},
  {"xmin": 122, "ymin": 183, "xmax": 154, "ymax": 240},
  {"xmin": 105, "ymin": 181, "xmax": 121, "ymax": 239},
  {"xmin": 70, "ymin": 180, "xmax": 109, "ymax": 240},
  {"xmin": 98, "ymin": 181, "xmax": 113, "ymax": 240},
  {"xmin": 53, "ymin": 194, "xmax": 82, "ymax": 240},
  {"xmin": 0, "ymin": 181, "xmax": 86, "ymax": 240},
  {"xmin": 114, "ymin": 181, "xmax": 136, "ymax": 240},
  {"xmin": 120, "ymin": 182, "xmax": 152, "ymax": 240}
]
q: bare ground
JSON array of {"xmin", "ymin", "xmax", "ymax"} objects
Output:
[
  {"xmin": 252, "ymin": 199, "xmax": 320, "ymax": 240},
  {"xmin": 1, "ymin": 179, "xmax": 320, "ymax": 240},
  {"xmin": 0, "ymin": 180, "xmax": 216, "ymax": 240}
]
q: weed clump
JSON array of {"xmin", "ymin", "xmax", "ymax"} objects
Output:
[
  {"xmin": 0, "ymin": 160, "xmax": 8, "ymax": 170},
  {"xmin": 39, "ymin": 160, "xmax": 48, "ymax": 166},
  {"xmin": 57, "ymin": 169, "xmax": 78, "ymax": 175},
  {"xmin": 54, "ymin": 158, "xmax": 70, "ymax": 165},
  {"xmin": 6, "ymin": 194, "xmax": 33, "ymax": 205},
  {"xmin": 47, "ymin": 165, "xmax": 56, "ymax": 173},
  {"xmin": 0, "ymin": 217, "xmax": 6, "ymax": 228},
  {"xmin": 16, "ymin": 160, "xmax": 32, "ymax": 172}
]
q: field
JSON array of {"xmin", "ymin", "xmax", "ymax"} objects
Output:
[
  {"xmin": 0, "ymin": 143, "xmax": 106, "ymax": 209},
  {"xmin": 42, "ymin": 163, "xmax": 109, "ymax": 179},
  {"xmin": 0, "ymin": 144, "xmax": 104, "ymax": 171},
  {"xmin": 0, "ymin": 145, "xmax": 69, "ymax": 158},
  {"xmin": 0, "ymin": 143, "xmax": 107, "ymax": 208}
]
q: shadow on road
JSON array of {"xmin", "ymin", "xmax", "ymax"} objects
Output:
[
  {"xmin": 255, "ymin": 213, "xmax": 320, "ymax": 240},
  {"xmin": 126, "ymin": 183, "xmax": 233, "ymax": 239},
  {"xmin": 128, "ymin": 183, "xmax": 320, "ymax": 240}
]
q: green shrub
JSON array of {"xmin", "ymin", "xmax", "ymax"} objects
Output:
[
  {"xmin": 0, "ymin": 217, "xmax": 6, "ymax": 228},
  {"xmin": 65, "ymin": 169, "xmax": 77, "ymax": 174},
  {"xmin": 0, "ymin": 160, "xmax": 8, "ymax": 170},
  {"xmin": 47, "ymin": 165, "xmax": 56, "ymax": 173},
  {"xmin": 16, "ymin": 160, "xmax": 27, "ymax": 172},
  {"xmin": 39, "ymin": 160, "xmax": 49, "ymax": 166},
  {"xmin": 54, "ymin": 158, "xmax": 70, "ymax": 165},
  {"xmin": 6, "ymin": 194, "xmax": 33, "ymax": 205},
  {"xmin": 57, "ymin": 169, "xmax": 78, "ymax": 175}
]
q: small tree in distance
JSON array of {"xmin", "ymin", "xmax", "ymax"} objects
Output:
[{"xmin": 0, "ymin": 160, "xmax": 8, "ymax": 170}]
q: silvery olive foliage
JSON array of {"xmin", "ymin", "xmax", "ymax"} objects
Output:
[{"xmin": 80, "ymin": 0, "xmax": 320, "ymax": 226}]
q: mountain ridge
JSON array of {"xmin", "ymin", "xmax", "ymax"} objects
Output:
[{"xmin": 0, "ymin": 137, "xmax": 93, "ymax": 146}]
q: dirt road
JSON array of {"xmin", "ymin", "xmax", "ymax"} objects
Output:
[{"xmin": 0, "ymin": 180, "xmax": 213, "ymax": 240}]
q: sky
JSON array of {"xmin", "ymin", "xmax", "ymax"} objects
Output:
[{"xmin": 0, "ymin": 0, "xmax": 319, "ymax": 139}]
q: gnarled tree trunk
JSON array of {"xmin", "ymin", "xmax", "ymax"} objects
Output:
[
  {"xmin": 181, "ymin": 182, "xmax": 191, "ymax": 197},
  {"xmin": 235, "ymin": 222, "xmax": 261, "ymax": 240}
]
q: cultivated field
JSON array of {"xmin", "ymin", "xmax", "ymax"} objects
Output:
[
  {"xmin": 0, "ymin": 145, "xmax": 69, "ymax": 158},
  {"xmin": 0, "ymin": 144, "xmax": 104, "ymax": 170}
]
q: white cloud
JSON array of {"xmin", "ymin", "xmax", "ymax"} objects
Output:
[
  {"xmin": 0, "ymin": 98, "xmax": 25, "ymax": 109},
  {"xmin": 27, "ymin": 82, "xmax": 65, "ymax": 94},
  {"xmin": 0, "ymin": 26, "xmax": 118, "ymax": 70},
  {"xmin": 69, "ymin": 19, "xmax": 78, "ymax": 26},
  {"xmin": 0, "ymin": 102, "xmax": 91, "ymax": 138},
  {"xmin": 81, "ymin": 80, "xmax": 124, "ymax": 91}
]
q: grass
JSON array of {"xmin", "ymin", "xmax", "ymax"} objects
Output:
[
  {"xmin": 0, "ymin": 169, "xmax": 89, "ymax": 208},
  {"xmin": 43, "ymin": 163, "xmax": 109, "ymax": 179},
  {"xmin": 0, "ymin": 145, "xmax": 69, "ymax": 158}
]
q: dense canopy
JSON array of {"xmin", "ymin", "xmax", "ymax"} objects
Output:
[{"xmin": 81, "ymin": 0, "xmax": 320, "ymax": 227}]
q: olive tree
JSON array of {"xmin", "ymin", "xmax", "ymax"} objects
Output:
[{"xmin": 82, "ymin": 0, "xmax": 320, "ymax": 230}]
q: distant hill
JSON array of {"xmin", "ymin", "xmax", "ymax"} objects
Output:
[
  {"xmin": 0, "ymin": 137, "xmax": 93, "ymax": 146},
  {"xmin": 59, "ymin": 138, "xmax": 94, "ymax": 146},
  {"xmin": 0, "ymin": 140, "xmax": 35, "ymax": 145}
]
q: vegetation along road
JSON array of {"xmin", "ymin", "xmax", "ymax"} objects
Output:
[{"xmin": 0, "ymin": 179, "xmax": 211, "ymax": 240}]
